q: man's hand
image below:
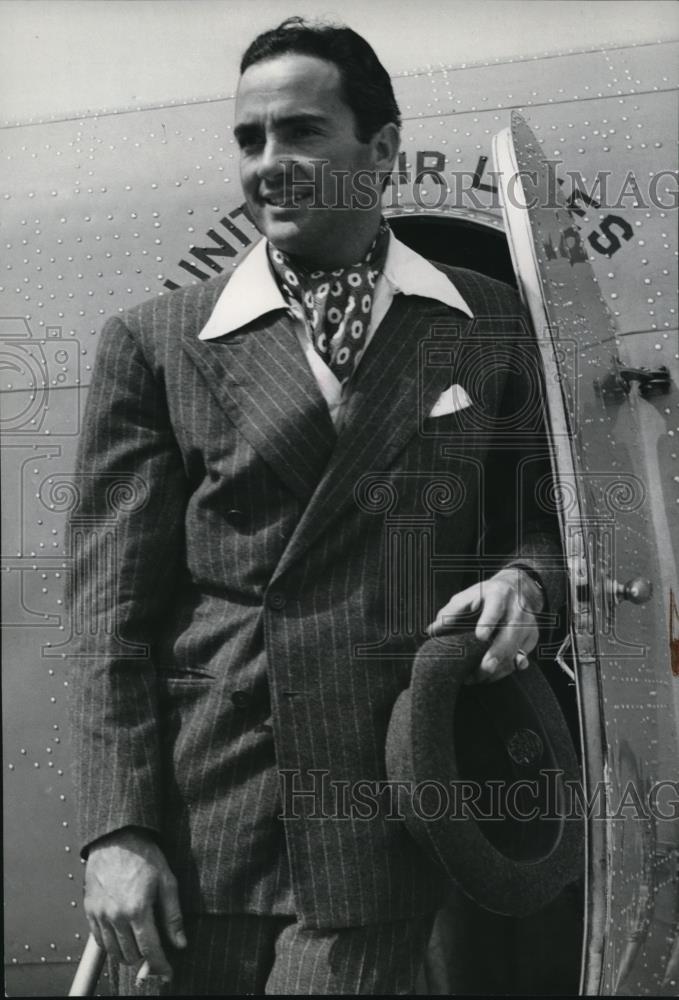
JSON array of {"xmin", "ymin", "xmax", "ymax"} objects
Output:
[
  {"xmin": 426, "ymin": 567, "xmax": 544, "ymax": 683},
  {"xmin": 84, "ymin": 827, "xmax": 186, "ymax": 982}
]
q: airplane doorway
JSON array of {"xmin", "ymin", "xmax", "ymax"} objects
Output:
[
  {"xmin": 388, "ymin": 213, "xmax": 517, "ymax": 287},
  {"xmin": 391, "ymin": 208, "xmax": 579, "ymax": 746}
]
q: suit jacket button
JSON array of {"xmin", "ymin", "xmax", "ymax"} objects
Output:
[
  {"xmin": 267, "ymin": 591, "xmax": 286, "ymax": 610},
  {"xmin": 231, "ymin": 691, "xmax": 250, "ymax": 709}
]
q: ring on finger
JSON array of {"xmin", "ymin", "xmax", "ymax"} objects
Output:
[{"xmin": 514, "ymin": 647, "xmax": 529, "ymax": 671}]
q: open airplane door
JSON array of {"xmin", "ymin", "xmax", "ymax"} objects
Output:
[{"xmin": 493, "ymin": 113, "xmax": 679, "ymax": 996}]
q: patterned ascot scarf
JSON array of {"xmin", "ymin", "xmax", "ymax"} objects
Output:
[{"xmin": 267, "ymin": 218, "xmax": 391, "ymax": 385}]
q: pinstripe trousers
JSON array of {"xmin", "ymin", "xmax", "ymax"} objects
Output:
[{"xmin": 112, "ymin": 912, "xmax": 436, "ymax": 995}]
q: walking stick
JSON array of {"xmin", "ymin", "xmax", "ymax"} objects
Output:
[
  {"xmin": 68, "ymin": 934, "xmax": 155, "ymax": 995},
  {"xmin": 68, "ymin": 934, "xmax": 106, "ymax": 996}
]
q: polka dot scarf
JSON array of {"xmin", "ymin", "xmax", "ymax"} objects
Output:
[{"xmin": 267, "ymin": 218, "xmax": 391, "ymax": 385}]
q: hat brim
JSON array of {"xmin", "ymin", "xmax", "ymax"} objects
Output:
[{"xmin": 385, "ymin": 633, "xmax": 584, "ymax": 917}]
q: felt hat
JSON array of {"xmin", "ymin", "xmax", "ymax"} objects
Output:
[{"xmin": 385, "ymin": 632, "xmax": 584, "ymax": 917}]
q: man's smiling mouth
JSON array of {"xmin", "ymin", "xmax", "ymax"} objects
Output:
[
  {"xmin": 260, "ymin": 185, "xmax": 315, "ymax": 209},
  {"xmin": 261, "ymin": 193, "xmax": 290, "ymax": 207}
]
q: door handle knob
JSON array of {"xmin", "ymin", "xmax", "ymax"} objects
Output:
[{"xmin": 608, "ymin": 577, "xmax": 653, "ymax": 605}]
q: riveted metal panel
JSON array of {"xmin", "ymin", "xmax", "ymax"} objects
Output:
[
  {"xmin": 496, "ymin": 111, "xmax": 679, "ymax": 996},
  {"xmin": 394, "ymin": 42, "xmax": 678, "ymax": 117}
]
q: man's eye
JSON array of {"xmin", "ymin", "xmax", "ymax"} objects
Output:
[
  {"xmin": 291, "ymin": 125, "xmax": 317, "ymax": 139},
  {"xmin": 238, "ymin": 134, "xmax": 263, "ymax": 150}
]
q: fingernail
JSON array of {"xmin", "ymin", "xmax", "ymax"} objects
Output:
[
  {"xmin": 176, "ymin": 931, "xmax": 187, "ymax": 947},
  {"xmin": 483, "ymin": 656, "xmax": 497, "ymax": 672}
]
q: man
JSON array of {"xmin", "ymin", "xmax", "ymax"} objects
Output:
[{"xmin": 68, "ymin": 17, "xmax": 564, "ymax": 995}]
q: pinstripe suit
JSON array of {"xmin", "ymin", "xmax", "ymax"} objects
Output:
[{"xmin": 67, "ymin": 254, "xmax": 564, "ymax": 933}]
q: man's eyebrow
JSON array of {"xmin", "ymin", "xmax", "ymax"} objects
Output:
[{"xmin": 274, "ymin": 113, "xmax": 329, "ymax": 128}]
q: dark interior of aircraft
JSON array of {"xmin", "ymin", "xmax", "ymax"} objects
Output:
[
  {"xmin": 390, "ymin": 214, "xmax": 585, "ymax": 996},
  {"xmin": 389, "ymin": 214, "xmax": 518, "ymax": 287}
]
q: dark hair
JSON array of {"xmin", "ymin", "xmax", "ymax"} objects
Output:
[{"xmin": 240, "ymin": 16, "xmax": 402, "ymax": 143}]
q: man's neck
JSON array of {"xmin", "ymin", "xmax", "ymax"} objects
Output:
[{"xmin": 274, "ymin": 218, "xmax": 383, "ymax": 273}]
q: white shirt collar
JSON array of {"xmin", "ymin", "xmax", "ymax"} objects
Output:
[{"xmin": 198, "ymin": 230, "xmax": 473, "ymax": 341}]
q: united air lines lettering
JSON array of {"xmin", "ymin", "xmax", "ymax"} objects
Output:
[
  {"xmin": 473, "ymin": 153, "xmax": 638, "ymax": 263},
  {"xmin": 161, "ymin": 149, "xmax": 640, "ymax": 291},
  {"xmin": 551, "ymin": 181, "xmax": 634, "ymax": 264},
  {"xmin": 163, "ymin": 204, "xmax": 256, "ymax": 290}
]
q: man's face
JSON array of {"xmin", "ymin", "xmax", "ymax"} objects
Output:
[{"xmin": 235, "ymin": 53, "xmax": 386, "ymax": 266}]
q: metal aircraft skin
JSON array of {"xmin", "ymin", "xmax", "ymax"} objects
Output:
[{"xmin": 2, "ymin": 38, "xmax": 678, "ymax": 997}]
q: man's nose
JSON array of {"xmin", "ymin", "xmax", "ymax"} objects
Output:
[{"xmin": 256, "ymin": 137, "xmax": 292, "ymax": 183}]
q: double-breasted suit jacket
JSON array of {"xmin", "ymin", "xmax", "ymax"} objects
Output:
[{"xmin": 67, "ymin": 255, "xmax": 565, "ymax": 929}]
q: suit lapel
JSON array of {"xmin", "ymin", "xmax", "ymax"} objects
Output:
[
  {"xmin": 272, "ymin": 295, "xmax": 469, "ymax": 581},
  {"xmin": 181, "ymin": 310, "xmax": 337, "ymax": 503}
]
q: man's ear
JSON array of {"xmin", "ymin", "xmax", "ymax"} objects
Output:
[{"xmin": 371, "ymin": 122, "xmax": 401, "ymax": 175}]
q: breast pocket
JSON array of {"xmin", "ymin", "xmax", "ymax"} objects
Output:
[{"xmin": 419, "ymin": 404, "xmax": 477, "ymax": 439}]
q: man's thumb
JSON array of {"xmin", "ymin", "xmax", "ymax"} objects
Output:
[{"xmin": 158, "ymin": 875, "xmax": 187, "ymax": 949}]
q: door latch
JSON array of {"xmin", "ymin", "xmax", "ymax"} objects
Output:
[{"xmin": 594, "ymin": 365, "xmax": 671, "ymax": 401}]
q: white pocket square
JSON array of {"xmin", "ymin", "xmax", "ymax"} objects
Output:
[{"xmin": 428, "ymin": 384, "xmax": 472, "ymax": 418}]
